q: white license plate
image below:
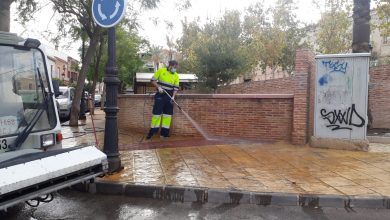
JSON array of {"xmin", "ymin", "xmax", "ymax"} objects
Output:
[{"xmin": 0, "ymin": 139, "xmax": 10, "ymax": 152}]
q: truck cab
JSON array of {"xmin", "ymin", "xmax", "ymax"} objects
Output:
[
  {"xmin": 0, "ymin": 34, "xmax": 61, "ymax": 153},
  {"xmin": 0, "ymin": 32, "xmax": 107, "ymax": 211}
]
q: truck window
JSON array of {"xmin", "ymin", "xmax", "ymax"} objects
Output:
[{"xmin": 0, "ymin": 45, "xmax": 56, "ymax": 138}]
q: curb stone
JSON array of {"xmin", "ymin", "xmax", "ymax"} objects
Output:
[
  {"xmin": 299, "ymin": 194, "xmax": 347, "ymax": 208},
  {"xmin": 124, "ymin": 184, "xmax": 164, "ymax": 199},
  {"xmin": 164, "ymin": 186, "xmax": 208, "ymax": 203},
  {"xmin": 90, "ymin": 180, "xmax": 390, "ymax": 209},
  {"xmin": 208, "ymin": 189, "xmax": 251, "ymax": 204},
  {"xmin": 96, "ymin": 182, "xmax": 125, "ymax": 195},
  {"xmin": 349, "ymin": 197, "xmax": 390, "ymax": 209}
]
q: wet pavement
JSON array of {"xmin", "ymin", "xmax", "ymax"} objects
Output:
[
  {"xmin": 2, "ymin": 190, "xmax": 390, "ymax": 220},
  {"xmin": 62, "ymin": 110, "xmax": 390, "ymax": 198}
]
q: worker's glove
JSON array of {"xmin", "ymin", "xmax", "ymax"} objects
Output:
[{"xmin": 157, "ymin": 87, "xmax": 164, "ymax": 94}]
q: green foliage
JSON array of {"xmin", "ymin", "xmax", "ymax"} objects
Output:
[
  {"xmin": 274, "ymin": 0, "xmax": 311, "ymax": 73},
  {"xmin": 178, "ymin": 0, "xmax": 308, "ymax": 90},
  {"xmin": 179, "ymin": 11, "xmax": 251, "ymax": 91},
  {"xmin": 68, "ymin": 82, "xmax": 77, "ymax": 88},
  {"xmin": 116, "ymin": 27, "xmax": 146, "ymax": 88},
  {"xmin": 87, "ymin": 33, "xmax": 106, "ymax": 84},
  {"xmin": 52, "ymin": 77, "xmax": 66, "ymax": 86},
  {"xmin": 244, "ymin": 0, "xmax": 307, "ymax": 74},
  {"xmin": 12, "ymin": 0, "xmax": 160, "ymax": 125},
  {"xmin": 374, "ymin": 0, "xmax": 390, "ymax": 38},
  {"xmin": 177, "ymin": 20, "xmax": 202, "ymax": 73},
  {"xmin": 86, "ymin": 26, "xmax": 146, "ymax": 91},
  {"xmin": 84, "ymin": 82, "xmax": 94, "ymax": 94},
  {"xmin": 15, "ymin": 0, "xmax": 38, "ymax": 25},
  {"xmin": 316, "ymin": 0, "xmax": 352, "ymax": 54}
]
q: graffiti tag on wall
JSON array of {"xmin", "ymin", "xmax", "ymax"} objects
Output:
[
  {"xmin": 320, "ymin": 104, "xmax": 365, "ymax": 131},
  {"xmin": 318, "ymin": 60, "xmax": 349, "ymax": 86},
  {"xmin": 322, "ymin": 60, "xmax": 348, "ymax": 73}
]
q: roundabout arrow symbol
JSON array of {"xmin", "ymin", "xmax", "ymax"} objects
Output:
[
  {"xmin": 92, "ymin": 0, "xmax": 125, "ymax": 27},
  {"xmin": 98, "ymin": 3, "xmax": 107, "ymax": 20},
  {"xmin": 110, "ymin": 1, "xmax": 121, "ymax": 19}
]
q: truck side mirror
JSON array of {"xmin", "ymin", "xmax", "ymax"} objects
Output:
[{"xmin": 52, "ymin": 80, "xmax": 61, "ymax": 97}]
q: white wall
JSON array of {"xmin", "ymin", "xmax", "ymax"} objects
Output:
[{"xmin": 46, "ymin": 59, "xmax": 56, "ymax": 78}]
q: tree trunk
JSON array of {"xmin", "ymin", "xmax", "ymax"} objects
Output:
[
  {"xmin": 352, "ymin": 0, "xmax": 371, "ymax": 53},
  {"xmin": 69, "ymin": 34, "xmax": 100, "ymax": 126},
  {"xmin": 91, "ymin": 37, "xmax": 104, "ymax": 115},
  {"xmin": 0, "ymin": 0, "xmax": 13, "ymax": 32},
  {"xmin": 91, "ymin": 69, "xmax": 98, "ymax": 116}
]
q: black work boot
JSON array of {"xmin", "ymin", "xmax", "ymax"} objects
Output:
[
  {"xmin": 160, "ymin": 128, "xmax": 170, "ymax": 138},
  {"xmin": 160, "ymin": 134, "xmax": 170, "ymax": 139},
  {"xmin": 146, "ymin": 131, "xmax": 154, "ymax": 140}
]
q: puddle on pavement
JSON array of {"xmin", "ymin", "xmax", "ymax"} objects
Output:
[
  {"xmin": 64, "ymin": 110, "xmax": 390, "ymax": 198},
  {"xmin": 119, "ymin": 134, "xmax": 271, "ymax": 151},
  {"xmin": 61, "ymin": 109, "xmax": 273, "ymax": 151}
]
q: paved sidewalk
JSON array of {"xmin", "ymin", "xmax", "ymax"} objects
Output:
[{"xmin": 62, "ymin": 110, "xmax": 390, "ymax": 206}]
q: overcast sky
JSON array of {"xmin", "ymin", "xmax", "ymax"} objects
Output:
[
  {"xmin": 10, "ymin": 0, "xmax": 321, "ymax": 60},
  {"xmin": 138, "ymin": 0, "xmax": 320, "ymax": 47}
]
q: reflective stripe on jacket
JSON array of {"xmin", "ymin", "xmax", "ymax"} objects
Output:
[{"xmin": 151, "ymin": 67, "xmax": 180, "ymax": 91}]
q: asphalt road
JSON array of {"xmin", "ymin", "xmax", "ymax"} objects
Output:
[{"xmin": 2, "ymin": 190, "xmax": 390, "ymax": 220}]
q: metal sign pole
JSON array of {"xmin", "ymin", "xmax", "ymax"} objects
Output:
[
  {"xmin": 103, "ymin": 27, "xmax": 121, "ymax": 173},
  {"xmin": 92, "ymin": 0, "xmax": 126, "ymax": 173}
]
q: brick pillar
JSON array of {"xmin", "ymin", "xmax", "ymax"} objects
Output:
[{"xmin": 292, "ymin": 49, "xmax": 315, "ymax": 145}]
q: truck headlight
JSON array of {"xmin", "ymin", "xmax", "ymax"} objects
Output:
[{"xmin": 41, "ymin": 133, "xmax": 55, "ymax": 148}]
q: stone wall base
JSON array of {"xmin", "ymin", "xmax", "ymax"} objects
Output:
[{"xmin": 310, "ymin": 136, "xmax": 369, "ymax": 152}]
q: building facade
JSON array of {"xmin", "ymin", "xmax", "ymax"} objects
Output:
[
  {"xmin": 43, "ymin": 45, "xmax": 80, "ymax": 86},
  {"xmin": 371, "ymin": 10, "xmax": 390, "ymax": 66}
]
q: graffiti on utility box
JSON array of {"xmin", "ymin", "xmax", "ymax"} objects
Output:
[
  {"xmin": 320, "ymin": 104, "xmax": 365, "ymax": 131},
  {"xmin": 322, "ymin": 60, "xmax": 348, "ymax": 74},
  {"xmin": 318, "ymin": 60, "xmax": 349, "ymax": 86},
  {"xmin": 314, "ymin": 54, "xmax": 369, "ymax": 140}
]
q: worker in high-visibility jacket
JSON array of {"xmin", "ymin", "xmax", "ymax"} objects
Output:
[{"xmin": 146, "ymin": 60, "xmax": 180, "ymax": 139}]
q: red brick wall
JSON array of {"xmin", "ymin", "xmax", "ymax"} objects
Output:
[
  {"xmin": 216, "ymin": 49, "xmax": 316, "ymax": 144},
  {"xmin": 217, "ymin": 77, "xmax": 293, "ymax": 94},
  {"xmin": 292, "ymin": 49, "xmax": 316, "ymax": 145},
  {"xmin": 117, "ymin": 49, "xmax": 317, "ymax": 144},
  {"xmin": 118, "ymin": 94, "xmax": 294, "ymax": 141},
  {"xmin": 369, "ymin": 65, "xmax": 390, "ymax": 129}
]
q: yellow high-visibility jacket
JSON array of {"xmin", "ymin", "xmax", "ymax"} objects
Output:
[{"xmin": 151, "ymin": 67, "xmax": 180, "ymax": 92}]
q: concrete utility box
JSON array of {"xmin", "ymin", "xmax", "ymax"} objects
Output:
[{"xmin": 312, "ymin": 53, "xmax": 370, "ymax": 150}]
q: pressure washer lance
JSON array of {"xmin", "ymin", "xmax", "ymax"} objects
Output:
[{"xmin": 163, "ymin": 89, "xmax": 182, "ymax": 111}]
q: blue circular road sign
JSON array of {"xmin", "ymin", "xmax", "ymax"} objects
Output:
[{"xmin": 92, "ymin": 0, "xmax": 126, "ymax": 28}]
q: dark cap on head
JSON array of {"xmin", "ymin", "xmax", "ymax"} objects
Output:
[{"xmin": 168, "ymin": 60, "xmax": 178, "ymax": 67}]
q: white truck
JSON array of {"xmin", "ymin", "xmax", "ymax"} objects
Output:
[{"xmin": 0, "ymin": 32, "xmax": 107, "ymax": 211}]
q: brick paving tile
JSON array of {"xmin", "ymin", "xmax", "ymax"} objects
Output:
[{"xmin": 64, "ymin": 110, "xmax": 390, "ymax": 197}]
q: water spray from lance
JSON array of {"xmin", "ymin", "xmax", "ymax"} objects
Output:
[{"xmin": 163, "ymin": 90, "xmax": 212, "ymax": 141}]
